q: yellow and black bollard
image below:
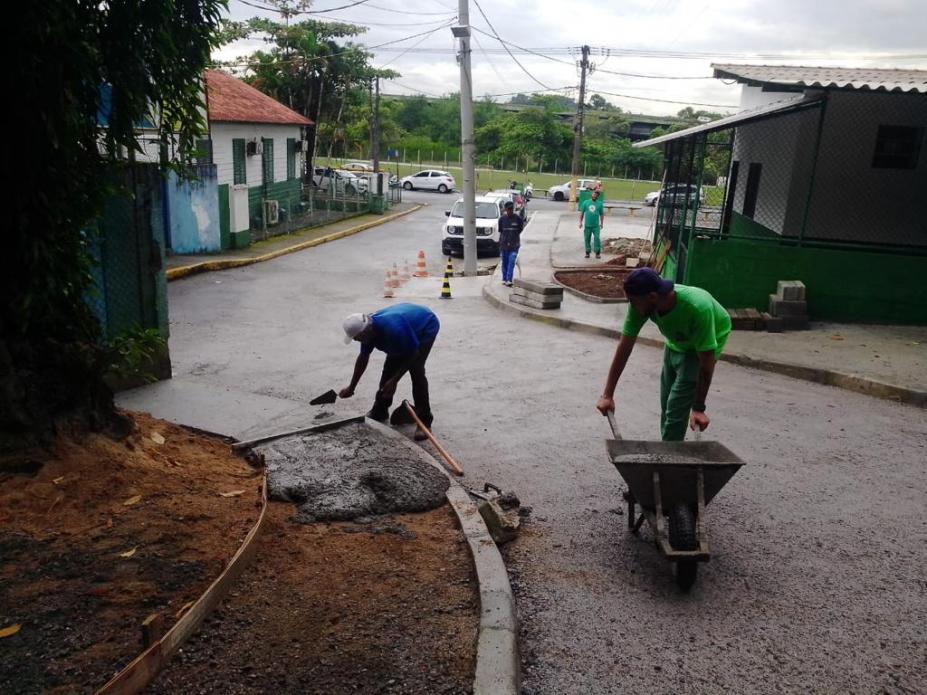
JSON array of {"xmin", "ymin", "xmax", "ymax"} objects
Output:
[{"xmin": 440, "ymin": 257, "xmax": 453, "ymax": 299}]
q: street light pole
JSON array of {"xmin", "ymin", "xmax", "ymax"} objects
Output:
[{"xmin": 454, "ymin": 2, "xmax": 477, "ymax": 276}]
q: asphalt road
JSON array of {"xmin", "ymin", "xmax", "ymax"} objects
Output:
[{"xmin": 122, "ymin": 203, "xmax": 927, "ymax": 694}]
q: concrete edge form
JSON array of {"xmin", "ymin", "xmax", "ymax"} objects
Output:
[
  {"xmin": 550, "ymin": 273, "xmax": 626, "ymax": 305},
  {"xmin": 166, "ymin": 204, "xmax": 425, "ymax": 281},
  {"xmin": 96, "ymin": 474, "xmax": 268, "ymax": 695},
  {"xmin": 363, "ymin": 419, "xmax": 520, "ymax": 695},
  {"xmin": 482, "ymin": 284, "xmax": 927, "ymax": 409}
]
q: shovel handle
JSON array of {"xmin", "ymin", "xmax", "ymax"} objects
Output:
[
  {"xmin": 402, "ymin": 401, "xmax": 464, "ymax": 477},
  {"xmin": 605, "ymin": 410, "xmax": 622, "ymax": 440}
]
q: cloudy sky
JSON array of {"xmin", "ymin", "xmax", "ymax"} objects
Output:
[{"xmin": 216, "ymin": 0, "xmax": 927, "ymax": 116}]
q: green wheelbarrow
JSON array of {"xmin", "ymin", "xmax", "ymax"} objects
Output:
[{"xmin": 605, "ymin": 411, "xmax": 745, "ymax": 590}]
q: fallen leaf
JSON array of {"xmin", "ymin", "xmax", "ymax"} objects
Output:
[
  {"xmin": 123, "ymin": 495, "xmax": 142, "ymax": 507},
  {"xmin": 175, "ymin": 601, "xmax": 194, "ymax": 619},
  {"xmin": 219, "ymin": 489, "xmax": 245, "ymax": 498},
  {"xmin": 53, "ymin": 476, "xmax": 65, "ymax": 485},
  {"xmin": 0, "ymin": 624, "xmax": 21, "ymax": 638},
  {"xmin": 151, "ymin": 432, "xmax": 165, "ymax": 445},
  {"xmin": 119, "ymin": 547, "xmax": 137, "ymax": 559},
  {"xmin": 830, "ymin": 335, "xmax": 844, "ymax": 341}
]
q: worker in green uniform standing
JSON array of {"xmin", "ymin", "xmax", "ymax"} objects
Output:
[
  {"xmin": 579, "ymin": 188, "xmax": 605, "ymax": 259},
  {"xmin": 596, "ymin": 268, "xmax": 732, "ymax": 441}
]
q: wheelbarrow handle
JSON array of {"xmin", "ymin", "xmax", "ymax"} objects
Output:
[{"xmin": 605, "ymin": 410, "xmax": 622, "ymax": 440}]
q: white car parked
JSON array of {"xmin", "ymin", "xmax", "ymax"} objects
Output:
[
  {"xmin": 644, "ymin": 184, "xmax": 705, "ymax": 207},
  {"xmin": 442, "ymin": 196, "xmax": 504, "ymax": 257},
  {"xmin": 312, "ymin": 167, "xmax": 367, "ymax": 195},
  {"xmin": 401, "ymin": 169, "xmax": 456, "ymax": 193},
  {"xmin": 547, "ymin": 178, "xmax": 597, "ymax": 201}
]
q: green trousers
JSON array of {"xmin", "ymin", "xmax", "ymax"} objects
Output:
[
  {"xmin": 660, "ymin": 347, "xmax": 700, "ymax": 442},
  {"xmin": 583, "ymin": 225, "xmax": 601, "ymax": 254}
]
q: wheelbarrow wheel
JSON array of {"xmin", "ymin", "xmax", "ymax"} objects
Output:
[{"xmin": 668, "ymin": 504, "xmax": 698, "ymax": 591}]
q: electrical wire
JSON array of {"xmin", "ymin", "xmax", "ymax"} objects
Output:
[
  {"xmin": 471, "ymin": 0, "xmax": 556, "ymax": 91},
  {"xmin": 365, "ymin": 2, "xmax": 462, "ymax": 16},
  {"xmin": 471, "ymin": 28, "xmax": 510, "ymax": 91},
  {"xmin": 313, "ymin": 14, "xmax": 456, "ymax": 27},
  {"xmin": 589, "ymin": 88, "xmax": 737, "ymax": 109},
  {"xmin": 377, "ymin": 20, "xmax": 455, "ymax": 69}
]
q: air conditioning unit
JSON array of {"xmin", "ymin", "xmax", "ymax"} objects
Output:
[
  {"xmin": 263, "ymin": 199, "xmax": 279, "ymax": 225},
  {"xmin": 246, "ymin": 138, "xmax": 263, "ymax": 156}
]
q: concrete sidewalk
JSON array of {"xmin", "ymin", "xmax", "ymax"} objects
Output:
[
  {"xmin": 484, "ymin": 210, "xmax": 927, "ymax": 407},
  {"xmin": 166, "ymin": 202, "xmax": 422, "ymax": 280}
]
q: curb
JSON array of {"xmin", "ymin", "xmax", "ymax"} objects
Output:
[
  {"xmin": 166, "ymin": 204, "xmax": 425, "ymax": 282},
  {"xmin": 483, "ymin": 284, "xmax": 927, "ymax": 409},
  {"xmin": 364, "ymin": 419, "xmax": 519, "ymax": 695}
]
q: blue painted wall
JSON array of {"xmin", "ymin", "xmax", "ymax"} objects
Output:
[{"xmin": 165, "ymin": 164, "xmax": 221, "ymax": 253}]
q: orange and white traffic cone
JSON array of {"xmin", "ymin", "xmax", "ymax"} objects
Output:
[
  {"xmin": 414, "ymin": 250, "xmax": 428, "ymax": 277},
  {"xmin": 390, "ymin": 263, "xmax": 401, "ymax": 289},
  {"xmin": 400, "ymin": 259, "xmax": 411, "ymax": 284},
  {"xmin": 383, "ymin": 269, "xmax": 394, "ymax": 298}
]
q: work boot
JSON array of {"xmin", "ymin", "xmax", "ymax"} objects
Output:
[
  {"xmin": 366, "ymin": 406, "xmax": 389, "ymax": 422},
  {"xmin": 584, "ymin": 253, "xmax": 590, "ymax": 259},
  {"xmin": 414, "ymin": 427, "xmax": 429, "ymax": 441}
]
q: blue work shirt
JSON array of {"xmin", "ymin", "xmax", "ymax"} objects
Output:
[{"xmin": 360, "ymin": 303, "xmax": 440, "ymax": 356}]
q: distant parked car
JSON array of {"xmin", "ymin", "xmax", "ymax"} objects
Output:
[
  {"xmin": 547, "ymin": 178, "xmax": 597, "ymax": 201},
  {"xmin": 442, "ymin": 196, "xmax": 505, "ymax": 257},
  {"xmin": 644, "ymin": 184, "xmax": 705, "ymax": 207},
  {"xmin": 312, "ymin": 167, "xmax": 367, "ymax": 195},
  {"xmin": 400, "ymin": 169, "xmax": 455, "ymax": 193},
  {"xmin": 341, "ymin": 161, "xmax": 374, "ymax": 174},
  {"xmin": 486, "ymin": 189, "xmax": 527, "ymax": 220}
]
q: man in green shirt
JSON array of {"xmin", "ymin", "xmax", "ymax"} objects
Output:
[
  {"xmin": 596, "ymin": 268, "xmax": 732, "ymax": 441},
  {"xmin": 579, "ymin": 189, "xmax": 605, "ymax": 259}
]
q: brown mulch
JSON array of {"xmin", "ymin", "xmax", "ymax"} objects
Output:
[
  {"xmin": 149, "ymin": 503, "xmax": 479, "ymax": 695},
  {"xmin": 0, "ymin": 412, "xmax": 263, "ymax": 694},
  {"xmin": 554, "ymin": 269, "xmax": 633, "ymax": 300}
]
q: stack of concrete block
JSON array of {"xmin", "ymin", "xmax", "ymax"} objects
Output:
[
  {"xmin": 510, "ymin": 278, "xmax": 563, "ymax": 310},
  {"xmin": 728, "ymin": 308, "xmax": 764, "ymax": 330},
  {"xmin": 764, "ymin": 280, "xmax": 808, "ymax": 331}
]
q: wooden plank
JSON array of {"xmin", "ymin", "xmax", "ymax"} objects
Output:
[{"xmin": 96, "ymin": 476, "xmax": 268, "ymax": 695}]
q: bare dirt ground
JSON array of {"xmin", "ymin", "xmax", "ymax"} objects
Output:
[
  {"xmin": 554, "ymin": 269, "xmax": 632, "ymax": 300},
  {"xmin": 150, "ymin": 503, "xmax": 479, "ymax": 695},
  {"xmin": 0, "ymin": 412, "xmax": 262, "ymax": 693}
]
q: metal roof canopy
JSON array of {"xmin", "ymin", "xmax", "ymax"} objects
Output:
[
  {"xmin": 712, "ymin": 64, "xmax": 927, "ymax": 94},
  {"xmin": 632, "ymin": 94, "xmax": 824, "ymax": 148}
]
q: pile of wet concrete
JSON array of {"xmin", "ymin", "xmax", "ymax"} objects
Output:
[{"xmin": 260, "ymin": 422, "xmax": 449, "ymax": 522}]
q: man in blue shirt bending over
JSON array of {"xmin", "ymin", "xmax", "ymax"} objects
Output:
[{"xmin": 340, "ymin": 303, "xmax": 440, "ymax": 440}]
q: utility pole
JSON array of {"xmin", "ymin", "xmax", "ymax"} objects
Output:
[
  {"xmin": 371, "ymin": 76, "xmax": 380, "ymax": 173},
  {"xmin": 569, "ymin": 45, "xmax": 591, "ymax": 211},
  {"xmin": 453, "ymin": 1, "xmax": 477, "ymax": 276}
]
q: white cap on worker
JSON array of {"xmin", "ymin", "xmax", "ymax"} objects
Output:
[{"xmin": 342, "ymin": 313, "xmax": 370, "ymax": 344}]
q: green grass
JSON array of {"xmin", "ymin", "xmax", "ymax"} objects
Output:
[{"xmin": 318, "ymin": 157, "xmax": 724, "ymax": 205}]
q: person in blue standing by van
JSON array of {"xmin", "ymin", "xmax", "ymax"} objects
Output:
[
  {"xmin": 498, "ymin": 200, "xmax": 524, "ymax": 287},
  {"xmin": 340, "ymin": 303, "xmax": 440, "ymax": 440}
]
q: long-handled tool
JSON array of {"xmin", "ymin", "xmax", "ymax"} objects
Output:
[{"xmin": 394, "ymin": 399, "xmax": 463, "ymax": 477}]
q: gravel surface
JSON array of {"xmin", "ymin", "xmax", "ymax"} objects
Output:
[{"xmin": 261, "ymin": 422, "xmax": 449, "ymax": 522}]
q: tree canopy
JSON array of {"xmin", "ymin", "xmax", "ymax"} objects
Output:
[{"xmin": 4, "ymin": 0, "xmax": 225, "ymax": 447}]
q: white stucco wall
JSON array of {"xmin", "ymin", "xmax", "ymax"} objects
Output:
[
  {"xmin": 739, "ymin": 85, "xmax": 799, "ymax": 110},
  {"xmin": 209, "ymin": 122, "xmax": 305, "ymax": 187}
]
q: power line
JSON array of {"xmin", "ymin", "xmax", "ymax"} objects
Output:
[
  {"xmin": 590, "ymin": 88, "xmax": 738, "ymax": 109},
  {"xmin": 315, "ymin": 13, "xmax": 456, "ymax": 27},
  {"xmin": 377, "ymin": 20, "xmax": 454, "ymax": 69},
  {"xmin": 365, "ymin": 2, "xmax": 462, "ymax": 15},
  {"xmin": 471, "ymin": 28, "xmax": 510, "ymax": 92},
  {"xmin": 469, "ymin": 27, "xmax": 574, "ymax": 65},
  {"xmin": 471, "ymin": 0, "xmax": 555, "ymax": 91}
]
